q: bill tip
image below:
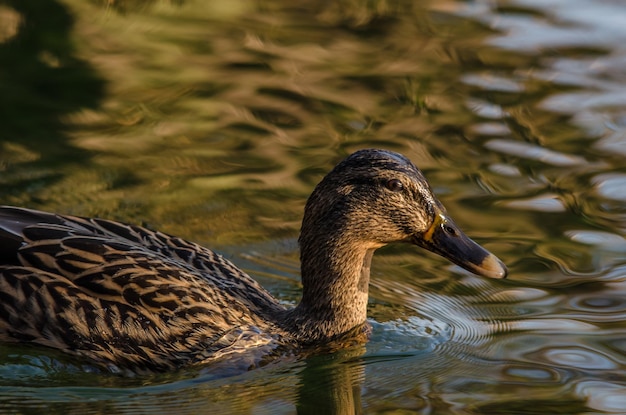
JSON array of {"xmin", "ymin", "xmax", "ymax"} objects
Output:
[{"xmin": 478, "ymin": 253, "xmax": 508, "ymax": 279}]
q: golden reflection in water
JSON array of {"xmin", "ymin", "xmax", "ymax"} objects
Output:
[
  {"xmin": 0, "ymin": 0, "xmax": 500, "ymax": 247},
  {"xmin": 1, "ymin": 0, "xmax": 626, "ymax": 413},
  {"xmin": 0, "ymin": 5, "xmax": 20, "ymax": 43}
]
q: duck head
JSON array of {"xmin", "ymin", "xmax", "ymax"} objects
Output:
[{"xmin": 300, "ymin": 148, "xmax": 507, "ymax": 279}]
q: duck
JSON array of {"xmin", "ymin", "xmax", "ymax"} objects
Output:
[{"xmin": 0, "ymin": 149, "xmax": 507, "ymax": 373}]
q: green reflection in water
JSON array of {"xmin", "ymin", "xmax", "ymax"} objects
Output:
[
  {"xmin": 1, "ymin": 0, "xmax": 626, "ymax": 414},
  {"xmin": 0, "ymin": 0, "xmax": 104, "ymax": 204}
]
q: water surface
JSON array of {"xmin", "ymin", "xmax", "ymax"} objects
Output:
[{"xmin": 1, "ymin": 0, "xmax": 625, "ymax": 413}]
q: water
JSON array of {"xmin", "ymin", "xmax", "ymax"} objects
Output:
[{"xmin": 1, "ymin": 0, "xmax": 626, "ymax": 413}]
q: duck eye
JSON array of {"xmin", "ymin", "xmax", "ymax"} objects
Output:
[
  {"xmin": 385, "ymin": 179, "xmax": 403, "ymax": 192},
  {"xmin": 443, "ymin": 224, "xmax": 457, "ymax": 236}
]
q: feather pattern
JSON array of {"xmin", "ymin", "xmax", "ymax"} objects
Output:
[
  {"xmin": 0, "ymin": 209, "xmax": 283, "ymax": 372},
  {"xmin": 0, "ymin": 149, "xmax": 506, "ymax": 373}
]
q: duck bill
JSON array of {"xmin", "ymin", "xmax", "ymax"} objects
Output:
[{"xmin": 413, "ymin": 214, "xmax": 507, "ymax": 279}]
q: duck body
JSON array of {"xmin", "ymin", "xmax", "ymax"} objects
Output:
[
  {"xmin": 0, "ymin": 207, "xmax": 289, "ymax": 372},
  {"xmin": 0, "ymin": 149, "xmax": 507, "ymax": 373}
]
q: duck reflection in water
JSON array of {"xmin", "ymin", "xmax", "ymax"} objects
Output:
[{"xmin": 0, "ymin": 149, "xmax": 506, "ymax": 374}]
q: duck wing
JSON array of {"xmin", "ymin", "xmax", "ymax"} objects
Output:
[{"xmin": 0, "ymin": 207, "xmax": 282, "ymax": 372}]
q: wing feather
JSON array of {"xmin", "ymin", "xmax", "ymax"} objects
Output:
[{"xmin": 0, "ymin": 207, "xmax": 283, "ymax": 371}]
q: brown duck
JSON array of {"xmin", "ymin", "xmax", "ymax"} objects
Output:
[{"xmin": 0, "ymin": 149, "xmax": 506, "ymax": 373}]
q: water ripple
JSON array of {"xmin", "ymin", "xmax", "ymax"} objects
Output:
[
  {"xmin": 504, "ymin": 194, "xmax": 566, "ymax": 212},
  {"xmin": 566, "ymin": 230, "xmax": 626, "ymax": 251},
  {"xmin": 366, "ymin": 316, "xmax": 452, "ymax": 356},
  {"xmin": 530, "ymin": 346, "xmax": 618, "ymax": 371},
  {"xmin": 462, "ymin": 73, "xmax": 524, "ymax": 93},
  {"xmin": 595, "ymin": 129, "xmax": 626, "ymax": 157},
  {"xmin": 512, "ymin": 318, "xmax": 599, "ymax": 334},
  {"xmin": 485, "ymin": 139, "xmax": 588, "ymax": 167},
  {"xmin": 504, "ymin": 365, "xmax": 561, "ymax": 382},
  {"xmin": 567, "ymin": 293, "xmax": 626, "ymax": 317},
  {"xmin": 592, "ymin": 173, "xmax": 626, "ymax": 202},
  {"xmin": 576, "ymin": 381, "xmax": 626, "ymax": 413}
]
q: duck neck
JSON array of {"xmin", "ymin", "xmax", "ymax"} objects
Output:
[{"xmin": 281, "ymin": 236, "xmax": 377, "ymax": 343}]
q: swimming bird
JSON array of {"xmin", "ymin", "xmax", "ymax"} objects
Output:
[{"xmin": 0, "ymin": 149, "xmax": 506, "ymax": 373}]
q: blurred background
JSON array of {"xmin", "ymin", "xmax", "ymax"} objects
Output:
[{"xmin": 1, "ymin": 0, "xmax": 625, "ymax": 413}]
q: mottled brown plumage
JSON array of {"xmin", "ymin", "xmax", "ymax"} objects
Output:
[{"xmin": 0, "ymin": 149, "xmax": 507, "ymax": 373}]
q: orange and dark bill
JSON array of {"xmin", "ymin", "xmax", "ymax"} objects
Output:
[{"xmin": 414, "ymin": 214, "xmax": 507, "ymax": 279}]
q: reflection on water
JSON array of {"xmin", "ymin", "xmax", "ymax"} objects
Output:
[{"xmin": 1, "ymin": 0, "xmax": 626, "ymax": 413}]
